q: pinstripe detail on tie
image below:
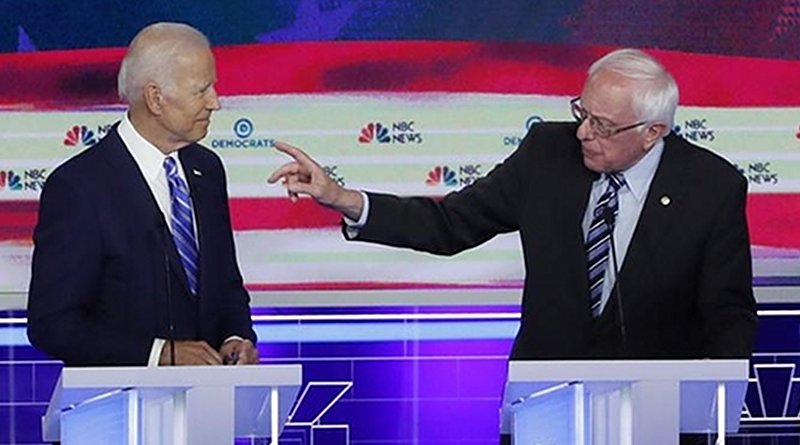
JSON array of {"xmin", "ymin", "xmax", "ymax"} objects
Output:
[
  {"xmin": 586, "ymin": 173, "xmax": 625, "ymax": 317},
  {"xmin": 164, "ymin": 157, "xmax": 199, "ymax": 296}
]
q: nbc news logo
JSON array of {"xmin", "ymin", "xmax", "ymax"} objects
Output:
[
  {"xmin": 358, "ymin": 121, "xmax": 422, "ymax": 145},
  {"xmin": 426, "ymin": 166, "xmax": 458, "ymax": 187},
  {"xmin": 0, "ymin": 168, "xmax": 47, "ymax": 192},
  {"xmin": 426, "ymin": 164, "xmax": 483, "ymax": 187},
  {"xmin": 63, "ymin": 124, "xmax": 113, "ymax": 148},
  {"xmin": 0, "ymin": 170, "xmax": 22, "ymax": 191},
  {"xmin": 63, "ymin": 125, "xmax": 97, "ymax": 148}
]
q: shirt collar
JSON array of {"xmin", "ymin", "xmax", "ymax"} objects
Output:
[
  {"xmin": 118, "ymin": 113, "xmax": 177, "ymax": 181},
  {"xmin": 611, "ymin": 139, "xmax": 664, "ymax": 203}
]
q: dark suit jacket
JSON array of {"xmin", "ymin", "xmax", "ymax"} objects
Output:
[
  {"xmin": 351, "ymin": 122, "xmax": 757, "ymax": 360},
  {"xmin": 27, "ymin": 124, "xmax": 256, "ymax": 366}
]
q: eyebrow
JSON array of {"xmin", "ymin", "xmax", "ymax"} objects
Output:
[
  {"xmin": 580, "ymin": 102, "xmax": 618, "ymax": 126},
  {"xmin": 587, "ymin": 110, "xmax": 618, "ymax": 127},
  {"xmin": 197, "ymin": 79, "xmax": 215, "ymax": 92}
]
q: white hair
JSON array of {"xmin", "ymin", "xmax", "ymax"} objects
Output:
[
  {"xmin": 117, "ymin": 22, "xmax": 210, "ymax": 104},
  {"xmin": 588, "ymin": 48, "xmax": 679, "ymax": 130}
]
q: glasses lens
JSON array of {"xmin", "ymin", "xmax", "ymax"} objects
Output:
[
  {"xmin": 593, "ymin": 121, "xmax": 612, "ymax": 138},
  {"xmin": 571, "ymin": 101, "xmax": 585, "ymax": 122}
]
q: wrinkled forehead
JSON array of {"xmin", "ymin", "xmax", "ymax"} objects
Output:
[
  {"xmin": 169, "ymin": 48, "xmax": 217, "ymax": 84},
  {"xmin": 581, "ymin": 70, "xmax": 638, "ymax": 120}
]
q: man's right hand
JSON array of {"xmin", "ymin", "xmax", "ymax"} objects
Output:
[
  {"xmin": 268, "ymin": 141, "xmax": 364, "ymax": 221},
  {"xmin": 159, "ymin": 340, "xmax": 223, "ymax": 366}
]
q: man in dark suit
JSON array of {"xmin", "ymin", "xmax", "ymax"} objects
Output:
[
  {"xmin": 268, "ymin": 48, "xmax": 757, "ymax": 361},
  {"xmin": 27, "ymin": 22, "xmax": 258, "ymax": 366}
]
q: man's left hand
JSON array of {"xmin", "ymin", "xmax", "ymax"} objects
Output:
[{"xmin": 219, "ymin": 339, "xmax": 259, "ymax": 365}]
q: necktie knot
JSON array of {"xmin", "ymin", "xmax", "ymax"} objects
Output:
[
  {"xmin": 607, "ymin": 172, "xmax": 626, "ymax": 191},
  {"xmin": 164, "ymin": 157, "xmax": 178, "ymax": 176}
]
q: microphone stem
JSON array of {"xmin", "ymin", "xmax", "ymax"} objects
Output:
[
  {"xmin": 160, "ymin": 223, "xmax": 176, "ymax": 366},
  {"xmin": 607, "ymin": 217, "xmax": 628, "ymax": 356}
]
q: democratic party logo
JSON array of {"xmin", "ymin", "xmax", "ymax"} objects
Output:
[
  {"xmin": 0, "ymin": 170, "xmax": 22, "ymax": 191},
  {"xmin": 63, "ymin": 125, "xmax": 97, "ymax": 147},
  {"xmin": 525, "ymin": 114, "xmax": 544, "ymax": 130},
  {"xmin": 673, "ymin": 117, "xmax": 715, "ymax": 143},
  {"xmin": 211, "ymin": 117, "xmax": 274, "ymax": 149},
  {"xmin": 504, "ymin": 114, "xmax": 544, "ymax": 147},
  {"xmin": 234, "ymin": 118, "xmax": 254, "ymax": 138},
  {"xmin": 426, "ymin": 164, "xmax": 483, "ymax": 187},
  {"xmin": 358, "ymin": 121, "xmax": 422, "ymax": 145}
]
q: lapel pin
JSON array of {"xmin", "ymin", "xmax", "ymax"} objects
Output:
[
  {"xmin": 192, "ymin": 169, "xmax": 202, "ymax": 177},
  {"xmin": 660, "ymin": 195, "xmax": 671, "ymax": 206}
]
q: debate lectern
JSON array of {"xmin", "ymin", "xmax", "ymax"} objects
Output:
[
  {"xmin": 501, "ymin": 360, "xmax": 749, "ymax": 445},
  {"xmin": 41, "ymin": 365, "xmax": 302, "ymax": 445}
]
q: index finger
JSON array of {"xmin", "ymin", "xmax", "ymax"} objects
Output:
[{"xmin": 274, "ymin": 141, "xmax": 316, "ymax": 168}]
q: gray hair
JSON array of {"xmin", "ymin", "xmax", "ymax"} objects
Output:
[
  {"xmin": 117, "ymin": 22, "xmax": 210, "ymax": 104},
  {"xmin": 588, "ymin": 48, "xmax": 679, "ymax": 130}
]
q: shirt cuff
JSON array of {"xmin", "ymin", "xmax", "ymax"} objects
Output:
[
  {"xmin": 223, "ymin": 335, "xmax": 245, "ymax": 344},
  {"xmin": 343, "ymin": 191, "xmax": 370, "ymax": 239},
  {"xmin": 148, "ymin": 338, "xmax": 166, "ymax": 367}
]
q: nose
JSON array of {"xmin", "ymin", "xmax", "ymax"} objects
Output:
[
  {"xmin": 576, "ymin": 118, "xmax": 594, "ymax": 141},
  {"xmin": 207, "ymin": 86, "xmax": 221, "ymax": 111}
]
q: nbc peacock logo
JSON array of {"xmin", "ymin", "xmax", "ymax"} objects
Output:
[
  {"xmin": 426, "ymin": 166, "xmax": 458, "ymax": 187},
  {"xmin": 0, "ymin": 170, "xmax": 23, "ymax": 191},
  {"xmin": 358, "ymin": 122, "xmax": 391, "ymax": 144},
  {"xmin": 63, "ymin": 125, "xmax": 97, "ymax": 148}
]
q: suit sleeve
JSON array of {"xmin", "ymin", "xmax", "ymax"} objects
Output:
[
  {"xmin": 351, "ymin": 135, "xmax": 531, "ymax": 256},
  {"xmin": 214, "ymin": 162, "xmax": 257, "ymax": 345},
  {"xmin": 27, "ymin": 172, "xmax": 152, "ymax": 365},
  {"xmin": 697, "ymin": 175, "xmax": 758, "ymax": 358}
]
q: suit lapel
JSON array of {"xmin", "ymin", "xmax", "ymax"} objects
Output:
[
  {"xmin": 619, "ymin": 134, "xmax": 691, "ymax": 282},
  {"xmin": 99, "ymin": 125, "xmax": 168, "ymax": 232},
  {"xmin": 560, "ymin": 137, "xmax": 598, "ymax": 309}
]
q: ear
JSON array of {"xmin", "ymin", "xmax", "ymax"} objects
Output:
[
  {"xmin": 143, "ymin": 82, "xmax": 163, "ymax": 116},
  {"xmin": 642, "ymin": 122, "xmax": 668, "ymax": 151}
]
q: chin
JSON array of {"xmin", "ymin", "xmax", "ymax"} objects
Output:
[
  {"xmin": 192, "ymin": 129, "xmax": 209, "ymax": 142},
  {"xmin": 582, "ymin": 159, "xmax": 603, "ymax": 173}
]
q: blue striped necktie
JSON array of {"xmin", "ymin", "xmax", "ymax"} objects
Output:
[
  {"xmin": 163, "ymin": 157, "xmax": 199, "ymax": 296},
  {"xmin": 586, "ymin": 173, "xmax": 626, "ymax": 317}
]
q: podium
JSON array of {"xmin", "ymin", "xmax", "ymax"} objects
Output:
[
  {"xmin": 501, "ymin": 360, "xmax": 749, "ymax": 445},
  {"xmin": 42, "ymin": 365, "xmax": 302, "ymax": 445}
]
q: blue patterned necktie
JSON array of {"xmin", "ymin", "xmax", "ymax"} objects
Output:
[
  {"xmin": 586, "ymin": 173, "xmax": 626, "ymax": 317},
  {"xmin": 163, "ymin": 157, "xmax": 199, "ymax": 296}
]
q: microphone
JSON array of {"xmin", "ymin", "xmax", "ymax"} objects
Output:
[
  {"xmin": 155, "ymin": 217, "xmax": 176, "ymax": 366},
  {"xmin": 602, "ymin": 205, "xmax": 628, "ymax": 356}
]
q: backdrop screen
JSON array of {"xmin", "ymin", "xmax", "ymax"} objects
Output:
[{"xmin": 0, "ymin": 0, "xmax": 798, "ymax": 295}]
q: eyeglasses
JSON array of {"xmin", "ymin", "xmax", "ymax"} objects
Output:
[{"xmin": 570, "ymin": 97, "xmax": 647, "ymax": 138}]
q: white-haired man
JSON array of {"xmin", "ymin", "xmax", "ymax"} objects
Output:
[
  {"xmin": 28, "ymin": 22, "xmax": 259, "ymax": 366},
  {"xmin": 269, "ymin": 48, "xmax": 757, "ymax": 362}
]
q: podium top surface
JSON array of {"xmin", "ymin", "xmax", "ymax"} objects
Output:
[
  {"xmin": 59, "ymin": 364, "xmax": 302, "ymax": 389},
  {"xmin": 507, "ymin": 359, "xmax": 748, "ymax": 383}
]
